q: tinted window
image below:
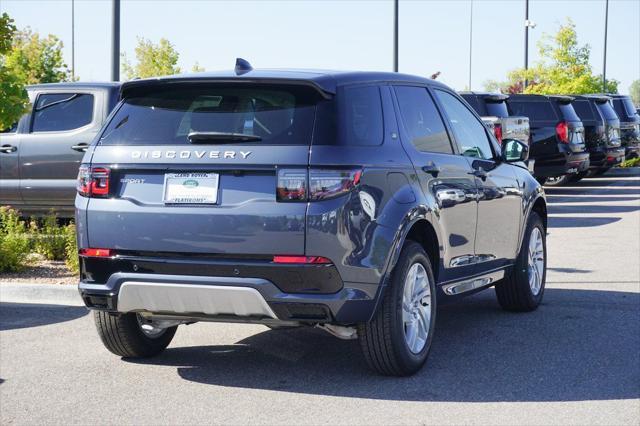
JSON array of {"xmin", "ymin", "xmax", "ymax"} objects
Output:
[
  {"xmin": 573, "ymin": 100, "xmax": 595, "ymax": 120},
  {"xmin": 1, "ymin": 122, "xmax": 18, "ymax": 133},
  {"xmin": 485, "ymin": 100, "xmax": 509, "ymax": 118},
  {"xmin": 395, "ymin": 86, "xmax": 453, "ymax": 154},
  {"xmin": 558, "ymin": 103, "xmax": 581, "ymax": 122},
  {"xmin": 508, "ymin": 100, "xmax": 557, "ymax": 121},
  {"xmin": 621, "ymin": 98, "xmax": 638, "ymax": 117},
  {"xmin": 100, "ymin": 84, "xmax": 320, "ymax": 146},
  {"xmin": 435, "ymin": 90, "xmax": 494, "ymax": 160},
  {"xmin": 31, "ymin": 93, "xmax": 94, "ymax": 132},
  {"xmin": 612, "ymin": 98, "xmax": 637, "ymax": 120},
  {"xmin": 338, "ymin": 86, "xmax": 383, "ymax": 146},
  {"xmin": 460, "ymin": 95, "xmax": 484, "ymax": 115},
  {"xmin": 596, "ymin": 101, "xmax": 619, "ymax": 121}
]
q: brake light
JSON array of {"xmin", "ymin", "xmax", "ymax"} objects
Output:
[
  {"xmin": 556, "ymin": 121, "xmax": 569, "ymax": 144},
  {"xmin": 79, "ymin": 248, "xmax": 115, "ymax": 257},
  {"xmin": 494, "ymin": 123, "xmax": 503, "ymax": 144},
  {"xmin": 77, "ymin": 166, "xmax": 110, "ymax": 198},
  {"xmin": 276, "ymin": 168, "xmax": 362, "ymax": 202},
  {"xmin": 273, "ymin": 255, "xmax": 332, "ymax": 264}
]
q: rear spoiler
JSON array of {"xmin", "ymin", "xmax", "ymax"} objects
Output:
[
  {"xmin": 120, "ymin": 77, "xmax": 334, "ymax": 100},
  {"xmin": 549, "ymin": 95, "xmax": 575, "ymax": 105},
  {"xmin": 484, "ymin": 94, "xmax": 509, "ymax": 103}
]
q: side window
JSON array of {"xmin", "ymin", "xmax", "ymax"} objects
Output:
[
  {"xmin": 1, "ymin": 122, "xmax": 19, "ymax": 134},
  {"xmin": 394, "ymin": 86, "xmax": 453, "ymax": 154},
  {"xmin": 338, "ymin": 85, "xmax": 383, "ymax": 146},
  {"xmin": 31, "ymin": 93, "xmax": 94, "ymax": 132},
  {"xmin": 434, "ymin": 90, "xmax": 494, "ymax": 160}
]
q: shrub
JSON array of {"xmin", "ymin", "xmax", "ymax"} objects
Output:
[
  {"xmin": 33, "ymin": 211, "xmax": 67, "ymax": 260},
  {"xmin": 64, "ymin": 224, "xmax": 79, "ymax": 275},
  {"xmin": 0, "ymin": 207, "xmax": 31, "ymax": 272},
  {"xmin": 619, "ymin": 157, "xmax": 640, "ymax": 168}
]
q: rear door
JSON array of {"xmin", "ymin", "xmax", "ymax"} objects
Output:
[
  {"xmin": 0, "ymin": 118, "xmax": 25, "ymax": 205},
  {"xmin": 86, "ymin": 82, "xmax": 320, "ymax": 255},
  {"xmin": 19, "ymin": 89, "xmax": 105, "ymax": 206},
  {"xmin": 393, "ymin": 85, "xmax": 478, "ymax": 281}
]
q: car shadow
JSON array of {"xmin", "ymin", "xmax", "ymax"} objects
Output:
[
  {"xmin": 544, "ymin": 188, "xmax": 639, "ymax": 196},
  {"xmin": 128, "ymin": 288, "xmax": 639, "ymax": 403},
  {"xmin": 548, "ymin": 204, "xmax": 640, "ymax": 214},
  {"xmin": 0, "ymin": 302, "xmax": 89, "ymax": 331},
  {"xmin": 548, "ymin": 216, "xmax": 621, "ymax": 228},
  {"xmin": 545, "ymin": 195, "xmax": 640, "ymax": 204}
]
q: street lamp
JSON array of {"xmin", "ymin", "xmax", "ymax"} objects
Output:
[
  {"xmin": 393, "ymin": 0, "xmax": 399, "ymax": 72},
  {"xmin": 603, "ymin": 0, "xmax": 609, "ymax": 92},
  {"xmin": 524, "ymin": 0, "xmax": 536, "ymax": 89},
  {"xmin": 468, "ymin": 0, "xmax": 473, "ymax": 90}
]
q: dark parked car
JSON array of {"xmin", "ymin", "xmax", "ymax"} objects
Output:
[
  {"xmin": 459, "ymin": 92, "xmax": 530, "ymax": 146},
  {"xmin": 506, "ymin": 94, "xmax": 590, "ymax": 185},
  {"xmin": 0, "ymin": 82, "xmax": 121, "ymax": 217},
  {"xmin": 571, "ymin": 95, "xmax": 625, "ymax": 177},
  {"xmin": 609, "ymin": 94, "xmax": 640, "ymax": 160},
  {"xmin": 77, "ymin": 63, "xmax": 547, "ymax": 376}
]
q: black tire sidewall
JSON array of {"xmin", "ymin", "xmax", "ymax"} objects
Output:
[
  {"xmin": 388, "ymin": 242, "xmax": 437, "ymax": 371},
  {"xmin": 515, "ymin": 213, "xmax": 547, "ymax": 306}
]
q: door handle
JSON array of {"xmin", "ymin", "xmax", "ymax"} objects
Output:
[
  {"xmin": 469, "ymin": 169, "xmax": 488, "ymax": 181},
  {"xmin": 422, "ymin": 162, "xmax": 441, "ymax": 177},
  {"xmin": 71, "ymin": 143, "xmax": 89, "ymax": 152},
  {"xmin": 0, "ymin": 144, "xmax": 17, "ymax": 153}
]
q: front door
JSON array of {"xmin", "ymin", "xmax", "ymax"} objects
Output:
[
  {"xmin": 0, "ymin": 121, "xmax": 23, "ymax": 205},
  {"xmin": 392, "ymin": 85, "xmax": 478, "ymax": 282},
  {"xmin": 433, "ymin": 89, "xmax": 523, "ymax": 272}
]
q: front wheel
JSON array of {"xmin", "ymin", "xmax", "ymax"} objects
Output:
[
  {"xmin": 94, "ymin": 312, "xmax": 177, "ymax": 358},
  {"xmin": 495, "ymin": 212, "xmax": 547, "ymax": 311},
  {"xmin": 358, "ymin": 241, "xmax": 436, "ymax": 376}
]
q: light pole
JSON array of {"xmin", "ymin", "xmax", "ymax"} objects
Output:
[
  {"xmin": 111, "ymin": 0, "xmax": 120, "ymax": 81},
  {"xmin": 468, "ymin": 0, "xmax": 473, "ymax": 89},
  {"xmin": 393, "ymin": 0, "xmax": 399, "ymax": 72},
  {"xmin": 71, "ymin": 0, "xmax": 74, "ymax": 80},
  {"xmin": 603, "ymin": 0, "xmax": 609, "ymax": 92},
  {"xmin": 523, "ymin": 0, "xmax": 536, "ymax": 89}
]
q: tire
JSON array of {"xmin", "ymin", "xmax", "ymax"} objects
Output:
[
  {"xmin": 495, "ymin": 212, "xmax": 546, "ymax": 312},
  {"xmin": 543, "ymin": 174, "xmax": 573, "ymax": 186},
  {"xmin": 358, "ymin": 241, "xmax": 437, "ymax": 376},
  {"xmin": 94, "ymin": 311, "xmax": 177, "ymax": 358},
  {"xmin": 569, "ymin": 171, "xmax": 587, "ymax": 183}
]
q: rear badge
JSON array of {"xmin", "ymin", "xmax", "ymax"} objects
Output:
[{"xmin": 131, "ymin": 150, "xmax": 251, "ymax": 160}]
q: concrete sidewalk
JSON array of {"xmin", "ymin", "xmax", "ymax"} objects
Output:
[{"xmin": 0, "ymin": 283, "xmax": 83, "ymax": 306}]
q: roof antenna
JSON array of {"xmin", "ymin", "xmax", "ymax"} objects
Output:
[{"xmin": 235, "ymin": 58, "xmax": 253, "ymax": 75}]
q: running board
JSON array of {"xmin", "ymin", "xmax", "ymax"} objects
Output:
[{"xmin": 441, "ymin": 269, "xmax": 505, "ymax": 296}]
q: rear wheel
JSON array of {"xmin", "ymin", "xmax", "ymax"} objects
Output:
[
  {"xmin": 569, "ymin": 171, "xmax": 588, "ymax": 183},
  {"xmin": 94, "ymin": 311, "xmax": 177, "ymax": 358},
  {"xmin": 495, "ymin": 212, "xmax": 546, "ymax": 312},
  {"xmin": 543, "ymin": 174, "xmax": 573, "ymax": 186},
  {"xmin": 358, "ymin": 241, "xmax": 436, "ymax": 376}
]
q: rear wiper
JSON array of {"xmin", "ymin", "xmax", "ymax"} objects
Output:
[{"xmin": 187, "ymin": 131, "xmax": 262, "ymax": 143}]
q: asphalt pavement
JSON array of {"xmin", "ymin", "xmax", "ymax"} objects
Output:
[{"xmin": 1, "ymin": 170, "xmax": 639, "ymax": 425}]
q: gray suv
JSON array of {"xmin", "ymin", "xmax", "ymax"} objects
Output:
[{"xmin": 77, "ymin": 63, "xmax": 548, "ymax": 376}]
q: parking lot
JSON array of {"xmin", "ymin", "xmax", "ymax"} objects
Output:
[{"xmin": 1, "ymin": 170, "xmax": 639, "ymax": 425}]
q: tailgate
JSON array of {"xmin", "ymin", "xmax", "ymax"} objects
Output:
[{"xmin": 500, "ymin": 116, "xmax": 530, "ymax": 145}]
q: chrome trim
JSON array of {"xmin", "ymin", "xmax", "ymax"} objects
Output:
[
  {"xmin": 449, "ymin": 254, "xmax": 496, "ymax": 268},
  {"xmin": 442, "ymin": 269, "xmax": 505, "ymax": 295},
  {"xmin": 117, "ymin": 281, "xmax": 278, "ymax": 319}
]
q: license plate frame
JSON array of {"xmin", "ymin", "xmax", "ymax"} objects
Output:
[{"xmin": 163, "ymin": 173, "xmax": 219, "ymax": 205}]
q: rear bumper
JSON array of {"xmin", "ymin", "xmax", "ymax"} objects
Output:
[
  {"xmin": 534, "ymin": 150, "xmax": 590, "ymax": 178},
  {"xmin": 588, "ymin": 147, "xmax": 625, "ymax": 170},
  {"xmin": 78, "ymin": 267, "xmax": 378, "ymax": 324}
]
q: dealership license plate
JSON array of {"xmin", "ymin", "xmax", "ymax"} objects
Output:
[{"xmin": 163, "ymin": 173, "xmax": 219, "ymax": 204}]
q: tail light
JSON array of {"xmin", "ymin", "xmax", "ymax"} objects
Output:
[
  {"xmin": 277, "ymin": 168, "xmax": 362, "ymax": 202},
  {"xmin": 77, "ymin": 166, "xmax": 110, "ymax": 197},
  {"xmin": 79, "ymin": 248, "xmax": 115, "ymax": 257},
  {"xmin": 493, "ymin": 123, "xmax": 503, "ymax": 144},
  {"xmin": 273, "ymin": 255, "xmax": 332, "ymax": 264},
  {"xmin": 556, "ymin": 121, "xmax": 569, "ymax": 144}
]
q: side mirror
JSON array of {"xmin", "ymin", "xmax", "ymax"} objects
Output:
[{"xmin": 501, "ymin": 139, "xmax": 529, "ymax": 163}]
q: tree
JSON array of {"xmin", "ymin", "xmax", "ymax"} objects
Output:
[
  {"xmin": 0, "ymin": 13, "xmax": 29, "ymax": 130},
  {"xmin": 4, "ymin": 27, "xmax": 71, "ymax": 84},
  {"xmin": 630, "ymin": 80, "xmax": 640, "ymax": 107},
  {"xmin": 487, "ymin": 19, "xmax": 618, "ymax": 95},
  {"xmin": 122, "ymin": 37, "xmax": 181, "ymax": 80},
  {"xmin": 191, "ymin": 62, "xmax": 205, "ymax": 73}
]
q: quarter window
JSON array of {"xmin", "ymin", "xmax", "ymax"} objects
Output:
[
  {"xmin": 394, "ymin": 86, "xmax": 453, "ymax": 154},
  {"xmin": 435, "ymin": 90, "xmax": 494, "ymax": 160},
  {"xmin": 31, "ymin": 93, "xmax": 94, "ymax": 132}
]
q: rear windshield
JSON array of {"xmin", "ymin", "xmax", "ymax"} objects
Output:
[
  {"xmin": 573, "ymin": 100, "xmax": 595, "ymax": 120},
  {"xmin": 595, "ymin": 101, "xmax": 619, "ymax": 121},
  {"xmin": 612, "ymin": 98, "xmax": 638, "ymax": 119},
  {"xmin": 508, "ymin": 100, "xmax": 557, "ymax": 121},
  {"xmin": 558, "ymin": 103, "xmax": 581, "ymax": 122},
  {"xmin": 484, "ymin": 100, "xmax": 509, "ymax": 118},
  {"xmin": 99, "ymin": 84, "xmax": 322, "ymax": 145}
]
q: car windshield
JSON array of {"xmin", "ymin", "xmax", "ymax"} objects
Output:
[{"xmin": 100, "ymin": 84, "xmax": 322, "ymax": 145}]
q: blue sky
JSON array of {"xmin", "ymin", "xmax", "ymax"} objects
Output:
[{"xmin": 2, "ymin": 0, "xmax": 639, "ymax": 94}]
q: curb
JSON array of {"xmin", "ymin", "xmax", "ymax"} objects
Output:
[{"xmin": 0, "ymin": 283, "xmax": 83, "ymax": 306}]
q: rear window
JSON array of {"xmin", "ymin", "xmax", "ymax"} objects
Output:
[
  {"xmin": 99, "ymin": 84, "xmax": 321, "ymax": 146},
  {"xmin": 573, "ymin": 100, "xmax": 595, "ymax": 120},
  {"xmin": 558, "ymin": 103, "xmax": 581, "ymax": 122},
  {"xmin": 595, "ymin": 101, "xmax": 619, "ymax": 121},
  {"xmin": 507, "ymin": 100, "xmax": 557, "ymax": 121},
  {"xmin": 612, "ymin": 98, "xmax": 638, "ymax": 119},
  {"xmin": 484, "ymin": 100, "xmax": 509, "ymax": 118}
]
